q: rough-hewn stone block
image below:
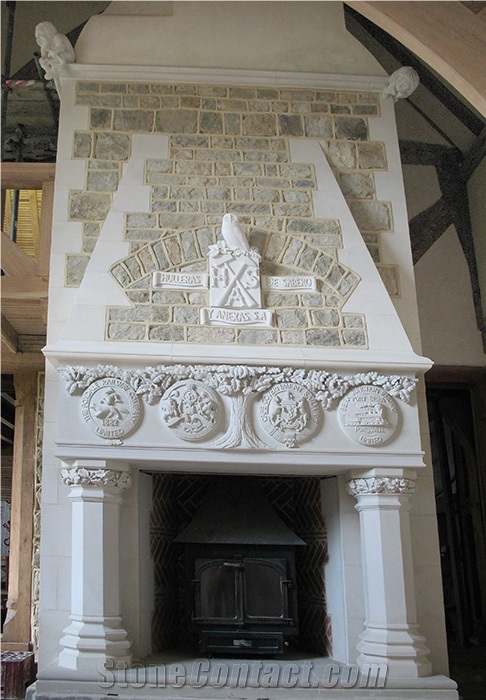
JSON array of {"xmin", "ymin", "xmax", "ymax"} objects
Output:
[
  {"xmin": 114, "ymin": 110, "xmax": 155, "ymax": 132},
  {"xmin": 73, "ymin": 132, "xmax": 92, "ymax": 159},
  {"xmin": 304, "ymin": 115, "xmax": 333, "ymax": 138},
  {"xmin": 155, "ymin": 109, "xmax": 198, "ymax": 134},
  {"xmin": 305, "ymin": 329, "xmax": 340, "ymax": 346},
  {"xmin": 242, "ymin": 113, "xmax": 276, "ymax": 136},
  {"xmin": 65, "ymin": 254, "xmax": 90, "ymax": 286},
  {"xmin": 334, "ymin": 116, "xmax": 368, "ymax": 141},
  {"xmin": 69, "ymin": 191, "xmax": 111, "ymax": 220},
  {"xmin": 357, "ymin": 142, "xmax": 387, "ymax": 170},
  {"xmin": 349, "ymin": 201, "xmax": 392, "ymax": 232},
  {"xmin": 237, "ymin": 329, "xmax": 278, "ymax": 345},
  {"xmin": 95, "ymin": 132, "xmax": 130, "ymax": 160}
]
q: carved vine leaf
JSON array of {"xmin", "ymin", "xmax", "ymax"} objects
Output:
[{"xmin": 60, "ymin": 364, "xmax": 417, "ymax": 408}]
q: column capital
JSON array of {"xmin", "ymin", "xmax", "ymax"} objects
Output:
[
  {"xmin": 346, "ymin": 476, "xmax": 416, "ymax": 497},
  {"xmin": 60, "ymin": 466, "xmax": 131, "ymax": 491}
]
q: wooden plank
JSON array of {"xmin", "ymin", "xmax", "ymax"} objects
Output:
[
  {"xmin": 346, "ymin": 1, "xmax": 486, "ymax": 116},
  {"xmin": 1, "ymin": 275, "xmax": 48, "ymax": 299},
  {"xmin": 37, "ymin": 179, "xmax": 54, "ymax": 278},
  {"xmin": 1, "ymin": 162, "xmax": 55, "ymax": 190},
  {"xmin": 2, "ymin": 372, "xmax": 38, "ymax": 649},
  {"xmin": 1, "ymin": 353, "xmax": 45, "ymax": 373},
  {"xmin": 1, "ymin": 231, "xmax": 37, "ymax": 277},
  {"xmin": 1, "ymin": 314, "xmax": 18, "ymax": 353}
]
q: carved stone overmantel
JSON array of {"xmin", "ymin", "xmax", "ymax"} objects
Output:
[
  {"xmin": 346, "ymin": 471, "xmax": 432, "ymax": 678},
  {"xmin": 59, "ymin": 460, "xmax": 132, "ymax": 671},
  {"xmin": 58, "ymin": 362, "xmax": 418, "ymax": 453}
]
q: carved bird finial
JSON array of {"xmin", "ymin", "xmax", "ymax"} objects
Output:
[{"xmin": 221, "ymin": 213, "xmax": 250, "ymax": 251}]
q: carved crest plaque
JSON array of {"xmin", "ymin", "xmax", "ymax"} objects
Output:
[
  {"xmin": 338, "ymin": 386, "xmax": 399, "ymax": 446},
  {"xmin": 259, "ymin": 383, "xmax": 321, "ymax": 448},
  {"xmin": 81, "ymin": 378, "xmax": 141, "ymax": 440},
  {"xmin": 160, "ymin": 380, "xmax": 221, "ymax": 441}
]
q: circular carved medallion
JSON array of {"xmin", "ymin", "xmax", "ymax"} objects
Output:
[
  {"xmin": 81, "ymin": 378, "xmax": 141, "ymax": 440},
  {"xmin": 259, "ymin": 383, "xmax": 321, "ymax": 448},
  {"xmin": 160, "ymin": 381, "xmax": 221, "ymax": 441},
  {"xmin": 338, "ymin": 386, "xmax": 399, "ymax": 447}
]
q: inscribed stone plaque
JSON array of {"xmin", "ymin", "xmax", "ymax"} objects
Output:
[
  {"xmin": 338, "ymin": 386, "xmax": 399, "ymax": 446},
  {"xmin": 81, "ymin": 378, "xmax": 141, "ymax": 440}
]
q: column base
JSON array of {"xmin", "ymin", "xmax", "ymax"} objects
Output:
[
  {"xmin": 357, "ymin": 624, "xmax": 432, "ymax": 677},
  {"xmin": 59, "ymin": 615, "xmax": 132, "ymax": 671}
]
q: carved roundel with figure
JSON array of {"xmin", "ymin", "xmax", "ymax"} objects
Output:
[
  {"xmin": 160, "ymin": 380, "xmax": 221, "ymax": 441},
  {"xmin": 81, "ymin": 378, "xmax": 141, "ymax": 440},
  {"xmin": 338, "ymin": 385, "xmax": 399, "ymax": 446},
  {"xmin": 259, "ymin": 382, "xmax": 321, "ymax": 448}
]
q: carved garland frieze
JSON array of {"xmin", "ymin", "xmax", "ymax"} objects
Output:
[
  {"xmin": 60, "ymin": 364, "xmax": 417, "ymax": 449},
  {"xmin": 346, "ymin": 477, "xmax": 416, "ymax": 496},
  {"xmin": 61, "ymin": 467, "xmax": 132, "ymax": 490}
]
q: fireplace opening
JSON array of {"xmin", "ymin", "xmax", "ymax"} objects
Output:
[
  {"xmin": 175, "ymin": 477, "xmax": 304, "ymax": 655},
  {"xmin": 149, "ymin": 473, "xmax": 331, "ymax": 657}
]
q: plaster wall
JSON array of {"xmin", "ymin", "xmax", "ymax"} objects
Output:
[
  {"xmin": 415, "ymin": 225, "xmax": 486, "ymax": 366},
  {"xmin": 75, "ymin": 1, "xmax": 385, "ymax": 75},
  {"xmin": 468, "ymin": 156, "xmax": 486, "ymax": 338}
]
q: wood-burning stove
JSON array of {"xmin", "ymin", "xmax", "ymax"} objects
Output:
[{"xmin": 175, "ymin": 477, "xmax": 305, "ymax": 655}]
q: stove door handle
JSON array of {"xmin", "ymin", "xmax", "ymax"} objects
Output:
[{"xmin": 233, "ymin": 638, "xmax": 253, "ymax": 648}]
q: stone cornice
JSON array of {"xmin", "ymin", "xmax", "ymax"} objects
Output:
[{"xmin": 53, "ymin": 64, "xmax": 389, "ymax": 93}]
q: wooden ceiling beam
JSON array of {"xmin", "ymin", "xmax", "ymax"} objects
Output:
[
  {"xmin": 1, "ymin": 315, "xmax": 19, "ymax": 354},
  {"xmin": 345, "ymin": 1, "xmax": 486, "ymax": 117},
  {"xmin": 1, "ymin": 275, "xmax": 48, "ymax": 300},
  {"xmin": 1, "ymin": 231, "xmax": 37, "ymax": 277},
  {"xmin": 1, "ymin": 352, "xmax": 46, "ymax": 373},
  {"xmin": 1, "ymin": 162, "xmax": 56, "ymax": 190}
]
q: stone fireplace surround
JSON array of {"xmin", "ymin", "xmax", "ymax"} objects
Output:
[
  {"xmin": 31, "ymin": 19, "xmax": 459, "ymax": 692},
  {"xmin": 32, "ymin": 350, "xmax": 458, "ymax": 698}
]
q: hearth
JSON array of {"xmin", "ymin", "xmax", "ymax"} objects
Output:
[{"xmin": 175, "ymin": 477, "xmax": 305, "ymax": 655}]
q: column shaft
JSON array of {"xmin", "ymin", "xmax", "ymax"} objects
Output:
[
  {"xmin": 347, "ymin": 475, "xmax": 432, "ymax": 678},
  {"xmin": 59, "ymin": 462, "xmax": 132, "ymax": 671}
]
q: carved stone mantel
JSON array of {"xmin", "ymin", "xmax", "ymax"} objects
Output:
[{"xmin": 59, "ymin": 362, "xmax": 418, "ymax": 451}]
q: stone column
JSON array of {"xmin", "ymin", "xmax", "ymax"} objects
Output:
[
  {"xmin": 59, "ymin": 460, "xmax": 132, "ymax": 671},
  {"xmin": 346, "ymin": 473, "xmax": 432, "ymax": 678}
]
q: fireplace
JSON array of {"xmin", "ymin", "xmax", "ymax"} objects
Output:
[{"xmin": 175, "ymin": 477, "xmax": 305, "ymax": 655}]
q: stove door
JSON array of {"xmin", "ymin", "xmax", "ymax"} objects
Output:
[
  {"xmin": 243, "ymin": 558, "xmax": 291, "ymax": 623},
  {"xmin": 194, "ymin": 559, "xmax": 243, "ymax": 622}
]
